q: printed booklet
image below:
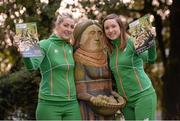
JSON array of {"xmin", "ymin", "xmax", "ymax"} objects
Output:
[
  {"xmin": 15, "ymin": 22, "xmax": 42, "ymax": 57},
  {"xmin": 128, "ymin": 14, "xmax": 154, "ymax": 54}
]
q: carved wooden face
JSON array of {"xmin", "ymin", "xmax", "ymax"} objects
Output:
[{"xmin": 79, "ymin": 24, "xmax": 106, "ymax": 52}]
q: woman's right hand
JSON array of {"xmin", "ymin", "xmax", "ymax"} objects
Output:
[
  {"xmin": 13, "ymin": 35, "xmax": 27, "ymax": 52},
  {"xmin": 13, "ymin": 35, "xmax": 20, "ymax": 46}
]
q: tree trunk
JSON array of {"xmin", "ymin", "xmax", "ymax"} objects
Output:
[{"xmin": 162, "ymin": 0, "xmax": 180, "ymax": 119}]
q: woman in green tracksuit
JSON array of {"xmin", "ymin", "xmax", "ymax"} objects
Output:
[
  {"xmin": 102, "ymin": 13, "xmax": 157, "ymax": 120},
  {"xmin": 23, "ymin": 13, "xmax": 81, "ymax": 120}
]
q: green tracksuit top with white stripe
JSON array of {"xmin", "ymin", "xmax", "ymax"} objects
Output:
[
  {"xmin": 109, "ymin": 37, "xmax": 157, "ymax": 100},
  {"xmin": 23, "ymin": 34, "xmax": 77, "ymax": 101}
]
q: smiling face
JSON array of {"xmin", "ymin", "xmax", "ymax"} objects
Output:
[
  {"xmin": 55, "ymin": 17, "xmax": 75, "ymax": 40},
  {"xmin": 103, "ymin": 19, "xmax": 121, "ymax": 40},
  {"xmin": 80, "ymin": 24, "xmax": 105, "ymax": 52}
]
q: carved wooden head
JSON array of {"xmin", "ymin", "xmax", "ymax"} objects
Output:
[{"xmin": 73, "ymin": 20, "xmax": 106, "ymax": 52}]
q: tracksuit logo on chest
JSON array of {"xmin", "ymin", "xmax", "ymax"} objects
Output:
[
  {"xmin": 54, "ymin": 49, "xmax": 58, "ymax": 53},
  {"xmin": 69, "ymin": 50, "xmax": 72, "ymax": 54}
]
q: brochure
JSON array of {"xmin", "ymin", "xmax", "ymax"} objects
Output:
[
  {"xmin": 15, "ymin": 22, "xmax": 42, "ymax": 57},
  {"xmin": 128, "ymin": 15, "xmax": 154, "ymax": 54}
]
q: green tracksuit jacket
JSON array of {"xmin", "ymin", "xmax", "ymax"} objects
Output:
[
  {"xmin": 23, "ymin": 34, "xmax": 77, "ymax": 101},
  {"xmin": 109, "ymin": 37, "xmax": 157, "ymax": 100}
]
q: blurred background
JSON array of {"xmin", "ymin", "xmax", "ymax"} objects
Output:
[{"xmin": 0, "ymin": 0, "xmax": 179, "ymax": 120}]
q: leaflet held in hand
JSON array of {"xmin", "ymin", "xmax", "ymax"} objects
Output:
[
  {"xmin": 128, "ymin": 15, "xmax": 154, "ymax": 54},
  {"xmin": 15, "ymin": 22, "xmax": 42, "ymax": 57}
]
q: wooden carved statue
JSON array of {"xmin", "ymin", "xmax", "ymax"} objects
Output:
[{"xmin": 73, "ymin": 20, "xmax": 125, "ymax": 120}]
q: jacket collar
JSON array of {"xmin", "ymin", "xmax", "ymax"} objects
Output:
[
  {"xmin": 49, "ymin": 33, "xmax": 68, "ymax": 45},
  {"xmin": 111, "ymin": 38, "xmax": 121, "ymax": 47}
]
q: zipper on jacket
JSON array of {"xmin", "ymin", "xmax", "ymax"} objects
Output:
[
  {"xmin": 115, "ymin": 47, "xmax": 127, "ymax": 99},
  {"xmin": 133, "ymin": 68, "xmax": 143, "ymax": 90},
  {"xmin": 62, "ymin": 45, "xmax": 71, "ymax": 100}
]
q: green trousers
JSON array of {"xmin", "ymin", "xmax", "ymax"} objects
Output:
[
  {"xmin": 122, "ymin": 88, "xmax": 157, "ymax": 120},
  {"xmin": 36, "ymin": 99, "xmax": 82, "ymax": 120}
]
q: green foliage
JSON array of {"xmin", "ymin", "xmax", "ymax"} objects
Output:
[{"xmin": 0, "ymin": 68, "xmax": 40, "ymax": 119}]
